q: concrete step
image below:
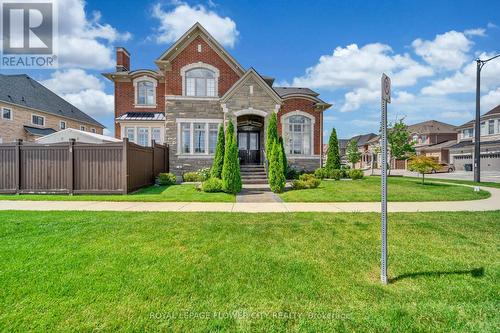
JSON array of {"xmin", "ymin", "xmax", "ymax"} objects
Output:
[
  {"xmin": 242, "ymin": 178, "xmax": 269, "ymax": 184},
  {"xmin": 242, "ymin": 175, "xmax": 267, "ymax": 179}
]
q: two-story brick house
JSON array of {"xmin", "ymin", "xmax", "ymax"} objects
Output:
[
  {"xmin": 450, "ymin": 104, "xmax": 500, "ymax": 171},
  {"xmin": 104, "ymin": 23, "xmax": 331, "ymax": 177},
  {"xmin": 0, "ymin": 74, "xmax": 104, "ymax": 143}
]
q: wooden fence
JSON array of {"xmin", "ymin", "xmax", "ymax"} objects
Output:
[{"xmin": 0, "ymin": 138, "xmax": 168, "ymax": 194}]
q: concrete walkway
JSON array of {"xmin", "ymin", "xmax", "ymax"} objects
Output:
[
  {"xmin": 0, "ymin": 185, "xmax": 499, "ymax": 213},
  {"xmin": 236, "ymin": 184, "xmax": 283, "ymax": 203}
]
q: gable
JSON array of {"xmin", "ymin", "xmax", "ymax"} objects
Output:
[
  {"xmin": 155, "ymin": 23, "xmax": 245, "ymax": 77},
  {"xmin": 221, "ymin": 69, "xmax": 282, "ymax": 105}
]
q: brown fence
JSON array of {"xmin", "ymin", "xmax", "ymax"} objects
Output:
[{"xmin": 0, "ymin": 138, "xmax": 168, "ymax": 194}]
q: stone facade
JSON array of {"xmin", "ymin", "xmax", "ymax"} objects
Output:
[
  {"xmin": 287, "ymin": 157, "xmax": 322, "ymax": 172},
  {"xmin": 0, "ymin": 101, "xmax": 103, "ymax": 143}
]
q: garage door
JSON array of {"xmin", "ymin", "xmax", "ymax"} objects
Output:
[
  {"xmin": 452, "ymin": 154, "xmax": 472, "ymax": 171},
  {"xmin": 482, "ymin": 153, "xmax": 500, "ymax": 171}
]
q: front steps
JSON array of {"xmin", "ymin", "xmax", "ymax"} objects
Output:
[{"xmin": 240, "ymin": 164, "xmax": 268, "ymax": 184}]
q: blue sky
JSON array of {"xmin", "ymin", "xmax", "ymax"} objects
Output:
[{"xmin": 2, "ymin": 0, "xmax": 500, "ymax": 139}]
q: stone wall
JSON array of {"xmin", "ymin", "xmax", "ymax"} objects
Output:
[{"xmin": 288, "ymin": 157, "xmax": 321, "ymax": 173}]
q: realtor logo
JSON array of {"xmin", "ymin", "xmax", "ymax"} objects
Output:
[{"xmin": 1, "ymin": 0, "xmax": 58, "ymax": 68}]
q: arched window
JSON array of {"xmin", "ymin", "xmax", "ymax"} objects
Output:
[
  {"xmin": 283, "ymin": 114, "xmax": 313, "ymax": 155},
  {"xmin": 185, "ymin": 68, "xmax": 216, "ymax": 97},
  {"xmin": 137, "ymin": 80, "xmax": 155, "ymax": 105}
]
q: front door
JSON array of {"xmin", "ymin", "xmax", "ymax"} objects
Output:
[{"xmin": 238, "ymin": 131, "xmax": 260, "ymax": 164}]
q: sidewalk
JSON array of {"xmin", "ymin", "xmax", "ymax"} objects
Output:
[{"xmin": 1, "ymin": 186, "xmax": 499, "ymax": 213}]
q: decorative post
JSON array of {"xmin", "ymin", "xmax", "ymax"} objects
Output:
[
  {"xmin": 122, "ymin": 138, "xmax": 128, "ymax": 194},
  {"xmin": 68, "ymin": 139, "xmax": 75, "ymax": 195},
  {"xmin": 15, "ymin": 139, "xmax": 22, "ymax": 194}
]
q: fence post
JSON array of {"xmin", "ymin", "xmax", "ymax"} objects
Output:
[
  {"xmin": 122, "ymin": 138, "xmax": 128, "ymax": 194},
  {"xmin": 15, "ymin": 139, "xmax": 22, "ymax": 194},
  {"xmin": 68, "ymin": 139, "xmax": 75, "ymax": 195},
  {"xmin": 151, "ymin": 140, "xmax": 155, "ymax": 182},
  {"xmin": 165, "ymin": 144, "xmax": 169, "ymax": 173}
]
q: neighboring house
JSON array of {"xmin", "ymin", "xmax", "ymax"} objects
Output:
[
  {"xmin": 104, "ymin": 23, "xmax": 331, "ymax": 176},
  {"xmin": 409, "ymin": 120, "xmax": 457, "ymax": 165},
  {"xmin": 36, "ymin": 128, "xmax": 121, "ymax": 144},
  {"xmin": 450, "ymin": 104, "xmax": 500, "ymax": 172},
  {"xmin": 0, "ymin": 74, "xmax": 104, "ymax": 143},
  {"xmin": 336, "ymin": 133, "xmax": 376, "ymax": 168}
]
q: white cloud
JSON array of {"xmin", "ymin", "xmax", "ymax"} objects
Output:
[
  {"xmin": 393, "ymin": 91, "xmax": 415, "ymax": 103},
  {"xmin": 481, "ymin": 87, "xmax": 500, "ymax": 111},
  {"xmin": 41, "ymin": 69, "xmax": 114, "ymax": 118},
  {"xmin": 152, "ymin": 2, "xmax": 239, "ymax": 48},
  {"xmin": 464, "ymin": 28, "xmax": 486, "ymax": 37},
  {"xmin": 412, "ymin": 30, "xmax": 472, "ymax": 70},
  {"xmin": 293, "ymin": 43, "xmax": 432, "ymax": 91},
  {"xmin": 341, "ymin": 88, "xmax": 379, "ymax": 112},
  {"xmin": 58, "ymin": 0, "xmax": 131, "ymax": 69},
  {"xmin": 41, "ymin": 69, "xmax": 103, "ymax": 94},
  {"xmin": 421, "ymin": 51, "xmax": 500, "ymax": 96}
]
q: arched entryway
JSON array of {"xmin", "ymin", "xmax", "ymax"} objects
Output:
[{"xmin": 237, "ymin": 114, "xmax": 264, "ymax": 165}]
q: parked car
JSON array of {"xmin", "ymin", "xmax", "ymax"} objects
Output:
[{"xmin": 431, "ymin": 163, "xmax": 455, "ymax": 173}]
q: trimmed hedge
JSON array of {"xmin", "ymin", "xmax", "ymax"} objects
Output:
[
  {"xmin": 183, "ymin": 172, "xmax": 202, "ymax": 182},
  {"xmin": 221, "ymin": 121, "xmax": 242, "ymax": 194},
  {"xmin": 292, "ymin": 174, "xmax": 321, "ymax": 190},
  {"xmin": 210, "ymin": 124, "xmax": 225, "ymax": 179},
  {"xmin": 349, "ymin": 169, "xmax": 364, "ymax": 180},
  {"xmin": 268, "ymin": 141, "xmax": 286, "ymax": 193},
  {"xmin": 157, "ymin": 173, "xmax": 176, "ymax": 185}
]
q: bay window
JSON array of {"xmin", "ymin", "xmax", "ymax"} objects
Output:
[
  {"xmin": 152, "ymin": 128, "xmax": 161, "ymax": 143},
  {"xmin": 125, "ymin": 127, "xmax": 135, "ymax": 142},
  {"xmin": 283, "ymin": 114, "xmax": 313, "ymax": 155},
  {"xmin": 137, "ymin": 127, "xmax": 149, "ymax": 146}
]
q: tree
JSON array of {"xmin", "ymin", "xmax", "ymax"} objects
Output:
[
  {"xmin": 266, "ymin": 112, "xmax": 278, "ymax": 156},
  {"xmin": 388, "ymin": 118, "xmax": 415, "ymax": 162},
  {"xmin": 408, "ymin": 155, "xmax": 440, "ymax": 184},
  {"xmin": 346, "ymin": 139, "xmax": 362, "ymax": 168},
  {"xmin": 370, "ymin": 143, "xmax": 381, "ymax": 175},
  {"xmin": 278, "ymin": 136, "xmax": 287, "ymax": 178},
  {"xmin": 210, "ymin": 124, "xmax": 225, "ymax": 179},
  {"xmin": 325, "ymin": 128, "xmax": 341, "ymax": 171},
  {"xmin": 221, "ymin": 121, "xmax": 242, "ymax": 193},
  {"xmin": 268, "ymin": 141, "xmax": 286, "ymax": 193}
]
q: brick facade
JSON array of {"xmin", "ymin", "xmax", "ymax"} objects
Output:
[
  {"xmin": 0, "ymin": 102, "xmax": 103, "ymax": 143},
  {"xmin": 165, "ymin": 36, "xmax": 240, "ymax": 96},
  {"xmin": 278, "ymin": 98, "xmax": 322, "ymax": 155}
]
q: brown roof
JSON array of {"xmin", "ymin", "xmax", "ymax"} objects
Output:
[
  {"xmin": 408, "ymin": 120, "xmax": 456, "ymax": 134},
  {"xmin": 456, "ymin": 104, "xmax": 500, "ymax": 129}
]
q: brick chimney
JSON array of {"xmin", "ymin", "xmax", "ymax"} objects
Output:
[{"xmin": 116, "ymin": 47, "xmax": 130, "ymax": 72}]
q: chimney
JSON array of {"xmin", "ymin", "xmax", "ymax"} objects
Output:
[{"xmin": 116, "ymin": 47, "xmax": 130, "ymax": 72}]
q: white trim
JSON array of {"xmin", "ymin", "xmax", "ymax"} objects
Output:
[
  {"xmin": 281, "ymin": 110, "xmax": 316, "ymax": 157},
  {"xmin": 59, "ymin": 120, "xmax": 66, "ymax": 130},
  {"xmin": 1, "ymin": 107, "xmax": 12, "ymax": 121},
  {"xmin": 175, "ymin": 118, "xmax": 223, "ymax": 123},
  {"xmin": 31, "ymin": 113, "xmax": 45, "ymax": 127},
  {"xmin": 133, "ymin": 75, "xmax": 158, "ymax": 107},
  {"xmin": 175, "ymin": 118, "xmax": 223, "ymax": 156},
  {"xmin": 120, "ymin": 122, "xmax": 165, "ymax": 146},
  {"xmin": 234, "ymin": 108, "xmax": 268, "ymax": 118},
  {"xmin": 180, "ymin": 62, "xmax": 220, "ymax": 97},
  {"xmin": 166, "ymin": 95, "xmax": 220, "ymax": 102}
]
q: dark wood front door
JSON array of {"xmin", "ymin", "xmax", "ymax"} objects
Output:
[{"xmin": 238, "ymin": 131, "xmax": 260, "ymax": 165}]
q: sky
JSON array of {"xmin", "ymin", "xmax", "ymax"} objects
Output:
[{"xmin": 2, "ymin": 0, "xmax": 500, "ymax": 140}]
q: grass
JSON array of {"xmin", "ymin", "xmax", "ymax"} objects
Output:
[
  {"xmin": 0, "ymin": 211, "xmax": 498, "ymax": 331},
  {"xmin": 405, "ymin": 176, "xmax": 500, "ymax": 189},
  {"xmin": 0, "ymin": 184, "xmax": 235, "ymax": 202},
  {"xmin": 279, "ymin": 176, "xmax": 491, "ymax": 202}
]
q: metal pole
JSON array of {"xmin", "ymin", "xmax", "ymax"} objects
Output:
[
  {"xmin": 474, "ymin": 60, "xmax": 481, "ymax": 183},
  {"xmin": 380, "ymin": 97, "xmax": 388, "ymax": 285}
]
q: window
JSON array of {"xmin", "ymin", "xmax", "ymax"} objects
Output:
[
  {"xmin": 125, "ymin": 127, "xmax": 135, "ymax": 142},
  {"xmin": 137, "ymin": 127, "xmax": 149, "ymax": 146},
  {"xmin": 412, "ymin": 134, "xmax": 418, "ymax": 143},
  {"xmin": 185, "ymin": 68, "xmax": 216, "ymax": 97},
  {"xmin": 60, "ymin": 121, "xmax": 66, "ymax": 130},
  {"xmin": 463, "ymin": 128, "xmax": 473, "ymax": 139},
  {"xmin": 480, "ymin": 122, "xmax": 486, "ymax": 135},
  {"xmin": 181, "ymin": 123, "xmax": 191, "ymax": 153},
  {"xmin": 283, "ymin": 114, "xmax": 312, "ymax": 155},
  {"xmin": 177, "ymin": 120, "xmax": 222, "ymax": 155},
  {"xmin": 152, "ymin": 128, "xmax": 161, "ymax": 143},
  {"xmin": 91, "ymin": 128, "xmax": 96, "ymax": 133},
  {"xmin": 137, "ymin": 81, "xmax": 155, "ymax": 105},
  {"xmin": 488, "ymin": 120, "xmax": 494, "ymax": 135},
  {"xmin": 421, "ymin": 135, "xmax": 428, "ymax": 144},
  {"xmin": 2, "ymin": 108, "xmax": 12, "ymax": 120},
  {"xmin": 80, "ymin": 125, "xmax": 85, "ymax": 131},
  {"xmin": 32, "ymin": 114, "xmax": 44, "ymax": 126},
  {"xmin": 208, "ymin": 124, "xmax": 219, "ymax": 154}
]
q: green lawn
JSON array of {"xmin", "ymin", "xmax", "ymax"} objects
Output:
[
  {"xmin": 279, "ymin": 176, "xmax": 491, "ymax": 202},
  {"xmin": 406, "ymin": 176, "xmax": 500, "ymax": 189},
  {"xmin": 0, "ymin": 184, "xmax": 235, "ymax": 202},
  {"xmin": 0, "ymin": 211, "xmax": 498, "ymax": 331}
]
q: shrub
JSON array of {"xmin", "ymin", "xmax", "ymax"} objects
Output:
[
  {"xmin": 325, "ymin": 128, "xmax": 341, "ymax": 171},
  {"xmin": 349, "ymin": 169, "xmax": 364, "ymax": 180},
  {"xmin": 331, "ymin": 169, "xmax": 342, "ymax": 180},
  {"xmin": 210, "ymin": 124, "xmax": 225, "ymax": 179},
  {"xmin": 340, "ymin": 165, "xmax": 350, "ymax": 178},
  {"xmin": 279, "ymin": 136, "xmax": 287, "ymax": 178},
  {"xmin": 286, "ymin": 166, "xmax": 299, "ymax": 180},
  {"xmin": 291, "ymin": 179, "xmax": 307, "ymax": 190},
  {"xmin": 157, "ymin": 172, "xmax": 176, "ymax": 185},
  {"xmin": 314, "ymin": 167, "xmax": 327, "ymax": 179},
  {"xmin": 221, "ymin": 122, "xmax": 242, "ymax": 194},
  {"xmin": 292, "ymin": 174, "xmax": 320, "ymax": 190},
  {"xmin": 198, "ymin": 168, "xmax": 211, "ymax": 181},
  {"xmin": 266, "ymin": 112, "xmax": 278, "ymax": 156},
  {"xmin": 202, "ymin": 177, "xmax": 224, "ymax": 192},
  {"xmin": 183, "ymin": 172, "xmax": 202, "ymax": 182},
  {"xmin": 268, "ymin": 141, "xmax": 286, "ymax": 193}
]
